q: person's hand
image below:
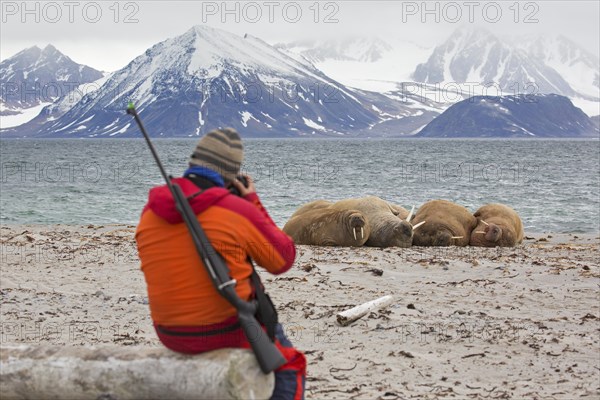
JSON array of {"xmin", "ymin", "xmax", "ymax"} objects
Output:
[{"xmin": 232, "ymin": 174, "xmax": 256, "ymax": 197}]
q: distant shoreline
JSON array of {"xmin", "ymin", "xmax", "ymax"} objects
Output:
[
  {"xmin": 1, "ymin": 136, "xmax": 599, "ymax": 141},
  {"xmin": 2, "ymin": 224, "xmax": 599, "ymax": 244}
]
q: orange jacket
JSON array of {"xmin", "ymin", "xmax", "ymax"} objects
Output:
[{"xmin": 135, "ymin": 177, "xmax": 295, "ymax": 326}]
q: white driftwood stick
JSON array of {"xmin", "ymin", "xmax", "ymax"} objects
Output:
[
  {"xmin": 0, "ymin": 345, "xmax": 274, "ymax": 400},
  {"xmin": 336, "ymin": 295, "xmax": 395, "ymax": 326}
]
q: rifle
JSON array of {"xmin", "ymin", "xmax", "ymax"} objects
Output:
[{"xmin": 126, "ymin": 103, "xmax": 286, "ymax": 374}]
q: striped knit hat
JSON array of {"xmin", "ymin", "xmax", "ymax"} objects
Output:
[{"xmin": 189, "ymin": 128, "xmax": 244, "ymax": 183}]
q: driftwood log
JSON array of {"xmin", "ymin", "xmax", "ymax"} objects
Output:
[
  {"xmin": 336, "ymin": 295, "xmax": 395, "ymax": 326},
  {"xmin": 0, "ymin": 345, "xmax": 274, "ymax": 400}
]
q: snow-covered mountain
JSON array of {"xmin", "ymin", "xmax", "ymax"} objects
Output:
[
  {"xmin": 413, "ymin": 27, "xmax": 600, "ymax": 114},
  {"xmin": 0, "ymin": 45, "xmax": 103, "ymax": 127},
  {"xmin": 416, "ymin": 94, "xmax": 599, "ymax": 138},
  {"xmin": 518, "ymin": 35, "xmax": 599, "ymax": 100},
  {"xmin": 8, "ymin": 26, "xmax": 595, "ymax": 139},
  {"xmin": 414, "ymin": 28, "xmax": 574, "ymax": 94},
  {"xmin": 4, "ymin": 26, "xmax": 439, "ymax": 138},
  {"xmin": 277, "ymin": 37, "xmax": 432, "ymax": 92},
  {"xmin": 276, "ymin": 36, "xmax": 394, "ymax": 63},
  {"xmin": 278, "ymin": 29, "xmax": 599, "ymax": 117}
]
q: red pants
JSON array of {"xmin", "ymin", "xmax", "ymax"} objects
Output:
[{"xmin": 155, "ymin": 318, "xmax": 305, "ymax": 400}]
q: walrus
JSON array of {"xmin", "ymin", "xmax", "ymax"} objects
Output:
[
  {"xmin": 283, "ymin": 204, "xmax": 370, "ymax": 247},
  {"xmin": 288, "ymin": 200, "xmax": 333, "ymax": 219},
  {"xmin": 411, "ymin": 200, "xmax": 477, "ymax": 246},
  {"xmin": 329, "ymin": 196, "xmax": 421, "ymax": 248},
  {"xmin": 469, "ymin": 204, "xmax": 524, "ymax": 247},
  {"xmin": 389, "ymin": 203, "xmax": 411, "ymax": 220}
]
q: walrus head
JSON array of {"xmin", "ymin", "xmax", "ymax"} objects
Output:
[
  {"xmin": 483, "ymin": 223, "xmax": 502, "ymax": 243},
  {"xmin": 387, "ymin": 206, "xmax": 424, "ymax": 248},
  {"xmin": 391, "ymin": 220, "xmax": 414, "ymax": 248},
  {"xmin": 364, "ymin": 218, "xmax": 414, "ymax": 248},
  {"xmin": 343, "ymin": 211, "xmax": 370, "ymax": 246},
  {"xmin": 433, "ymin": 230, "xmax": 453, "ymax": 246},
  {"xmin": 413, "ymin": 225, "xmax": 463, "ymax": 247},
  {"xmin": 470, "ymin": 220, "xmax": 502, "ymax": 246}
]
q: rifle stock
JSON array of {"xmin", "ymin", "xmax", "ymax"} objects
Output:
[
  {"xmin": 127, "ymin": 104, "xmax": 285, "ymax": 374},
  {"xmin": 238, "ymin": 308, "xmax": 288, "ymax": 373}
]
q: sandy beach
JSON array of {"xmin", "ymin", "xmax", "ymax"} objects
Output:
[{"xmin": 1, "ymin": 224, "xmax": 599, "ymax": 399}]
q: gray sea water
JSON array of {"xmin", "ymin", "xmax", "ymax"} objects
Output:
[{"xmin": 1, "ymin": 139, "xmax": 599, "ymax": 233}]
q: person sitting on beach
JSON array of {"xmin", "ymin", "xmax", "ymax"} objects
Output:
[{"xmin": 135, "ymin": 128, "xmax": 305, "ymax": 399}]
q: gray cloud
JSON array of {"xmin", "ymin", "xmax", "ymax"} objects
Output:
[{"xmin": 1, "ymin": 1, "xmax": 598, "ymax": 71}]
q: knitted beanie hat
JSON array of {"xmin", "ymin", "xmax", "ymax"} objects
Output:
[{"xmin": 188, "ymin": 128, "xmax": 244, "ymax": 182}]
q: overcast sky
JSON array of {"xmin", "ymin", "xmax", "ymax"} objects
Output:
[{"xmin": 1, "ymin": 1, "xmax": 598, "ymax": 71}]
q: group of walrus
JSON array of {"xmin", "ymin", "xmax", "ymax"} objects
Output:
[{"xmin": 283, "ymin": 197, "xmax": 524, "ymax": 248}]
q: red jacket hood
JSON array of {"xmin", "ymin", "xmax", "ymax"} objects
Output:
[{"xmin": 143, "ymin": 177, "xmax": 231, "ymax": 224}]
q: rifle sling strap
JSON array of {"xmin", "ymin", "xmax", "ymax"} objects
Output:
[
  {"xmin": 185, "ymin": 176, "xmax": 279, "ymax": 342},
  {"xmin": 250, "ymin": 266, "xmax": 279, "ymax": 342}
]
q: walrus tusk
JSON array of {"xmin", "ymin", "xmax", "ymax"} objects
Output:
[
  {"xmin": 480, "ymin": 220, "xmax": 489, "ymax": 226},
  {"xmin": 475, "ymin": 231, "xmax": 486, "ymax": 234},
  {"xmin": 406, "ymin": 206, "xmax": 415, "ymax": 222},
  {"xmin": 353, "ymin": 229, "xmax": 357, "ymax": 241},
  {"xmin": 360, "ymin": 227, "xmax": 364, "ymax": 239},
  {"xmin": 451, "ymin": 236, "xmax": 464, "ymax": 240},
  {"xmin": 412, "ymin": 221, "xmax": 426, "ymax": 230}
]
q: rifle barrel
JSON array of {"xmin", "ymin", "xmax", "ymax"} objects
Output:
[{"xmin": 127, "ymin": 103, "xmax": 285, "ymax": 373}]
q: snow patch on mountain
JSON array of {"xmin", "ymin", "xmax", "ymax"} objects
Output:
[
  {"xmin": 303, "ymin": 117, "xmax": 326, "ymax": 132},
  {"xmin": 0, "ymin": 102, "xmax": 52, "ymax": 128}
]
